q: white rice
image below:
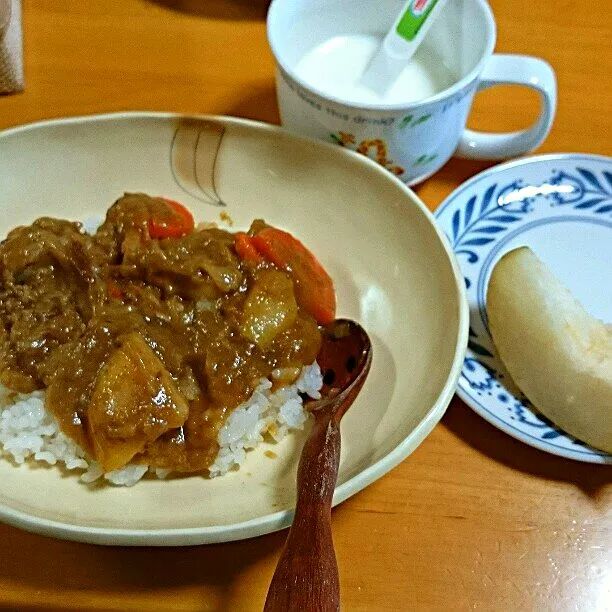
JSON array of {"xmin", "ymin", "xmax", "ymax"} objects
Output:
[{"xmin": 0, "ymin": 362, "xmax": 322, "ymax": 486}]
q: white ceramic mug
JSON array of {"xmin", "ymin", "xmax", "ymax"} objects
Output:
[{"xmin": 267, "ymin": 0, "xmax": 557, "ymax": 185}]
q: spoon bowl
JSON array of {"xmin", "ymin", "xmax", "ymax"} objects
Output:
[
  {"xmin": 264, "ymin": 319, "xmax": 372, "ymax": 612},
  {"xmin": 310, "ymin": 318, "xmax": 373, "ymax": 413}
]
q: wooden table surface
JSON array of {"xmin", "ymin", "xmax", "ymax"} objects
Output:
[{"xmin": 1, "ymin": 1, "xmax": 611, "ymax": 610}]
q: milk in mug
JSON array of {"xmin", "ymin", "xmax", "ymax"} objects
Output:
[{"xmin": 294, "ymin": 34, "xmax": 457, "ymax": 105}]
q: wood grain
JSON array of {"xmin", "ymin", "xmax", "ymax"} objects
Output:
[
  {"xmin": 264, "ymin": 408, "xmax": 342, "ymax": 612},
  {"xmin": 1, "ymin": 1, "xmax": 611, "ymax": 611}
]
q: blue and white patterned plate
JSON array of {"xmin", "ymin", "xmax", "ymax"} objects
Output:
[{"xmin": 435, "ymin": 154, "xmax": 612, "ymax": 464}]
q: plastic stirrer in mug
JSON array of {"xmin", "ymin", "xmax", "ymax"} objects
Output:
[{"xmin": 360, "ymin": 0, "xmax": 449, "ymax": 95}]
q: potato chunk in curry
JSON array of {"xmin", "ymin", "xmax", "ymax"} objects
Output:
[
  {"xmin": 88, "ymin": 332, "xmax": 190, "ymax": 472},
  {"xmin": 240, "ymin": 269, "xmax": 299, "ymax": 349}
]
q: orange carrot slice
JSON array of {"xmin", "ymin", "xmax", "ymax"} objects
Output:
[
  {"xmin": 234, "ymin": 231, "xmax": 264, "ymax": 264},
  {"xmin": 251, "ymin": 228, "xmax": 336, "ymax": 325},
  {"xmin": 148, "ymin": 198, "xmax": 195, "ymax": 239}
]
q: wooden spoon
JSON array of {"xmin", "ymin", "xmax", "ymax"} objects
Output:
[{"xmin": 264, "ymin": 319, "xmax": 372, "ymax": 612}]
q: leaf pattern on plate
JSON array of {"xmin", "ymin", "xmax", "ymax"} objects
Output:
[
  {"xmin": 447, "ymin": 180, "xmax": 528, "ymax": 279},
  {"xmin": 446, "ymin": 164, "xmax": 612, "ymax": 277},
  {"xmin": 548, "ymin": 166, "xmax": 612, "ymax": 211}
]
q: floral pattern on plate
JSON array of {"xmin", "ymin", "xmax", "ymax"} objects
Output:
[{"xmin": 435, "ymin": 154, "xmax": 612, "ymax": 464}]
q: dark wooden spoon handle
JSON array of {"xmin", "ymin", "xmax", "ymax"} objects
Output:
[
  {"xmin": 264, "ymin": 409, "xmax": 341, "ymax": 612},
  {"xmin": 264, "ymin": 319, "xmax": 372, "ymax": 612}
]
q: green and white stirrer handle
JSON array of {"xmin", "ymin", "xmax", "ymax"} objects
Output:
[{"xmin": 360, "ymin": 0, "xmax": 449, "ymax": 95}]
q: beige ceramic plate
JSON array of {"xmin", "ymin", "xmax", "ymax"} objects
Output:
[{"xmin": 0, "ymin": 113, "xmax": 468, "ymax": 545}]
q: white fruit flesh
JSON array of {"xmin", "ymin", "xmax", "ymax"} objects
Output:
[{"xmin": 487, "ymin": 247, "xmax": 612, "ymax": 453}]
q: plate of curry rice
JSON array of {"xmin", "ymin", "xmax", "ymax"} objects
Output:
[{"xmin": 0, "ymin": 113, "xmax": 468, "ymax": 545}]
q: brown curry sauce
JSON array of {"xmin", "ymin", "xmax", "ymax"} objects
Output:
[{"xmin": 0, "ymin": 194, "xmax": 322, "ymax": 473}]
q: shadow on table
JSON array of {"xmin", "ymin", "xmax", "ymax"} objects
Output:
[
  {"xmin": 226, "ymin": 84, "xmax": 280, "ymax": 125},
  {"xmin": 412, "ymin": 157, "xmax": 497, "ymax": 210},
  {"xmin": 0, "ymin": 521, "xmax": 291, "ymax": 611},
  {"xmin": 442, "ymin": 398, "xmax": 612, "ymax": 499},
  {"xmin": 147, "ymin": 0, "xmax": 271, "ymax": 20}
]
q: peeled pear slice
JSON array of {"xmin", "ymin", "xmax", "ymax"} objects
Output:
[{"xmin": 487, "ymin": 247, "xmax": 612, "ymax": 453}]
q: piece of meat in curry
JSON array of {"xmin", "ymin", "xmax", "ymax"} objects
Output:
[{"xmin": 0, "ymin": 194, "xmax": 336, "ymax": 474}]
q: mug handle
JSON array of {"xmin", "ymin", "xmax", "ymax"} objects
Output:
[{"xmin": 456, "ymin": 54, "xmax": 557, "ymax": 159}]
